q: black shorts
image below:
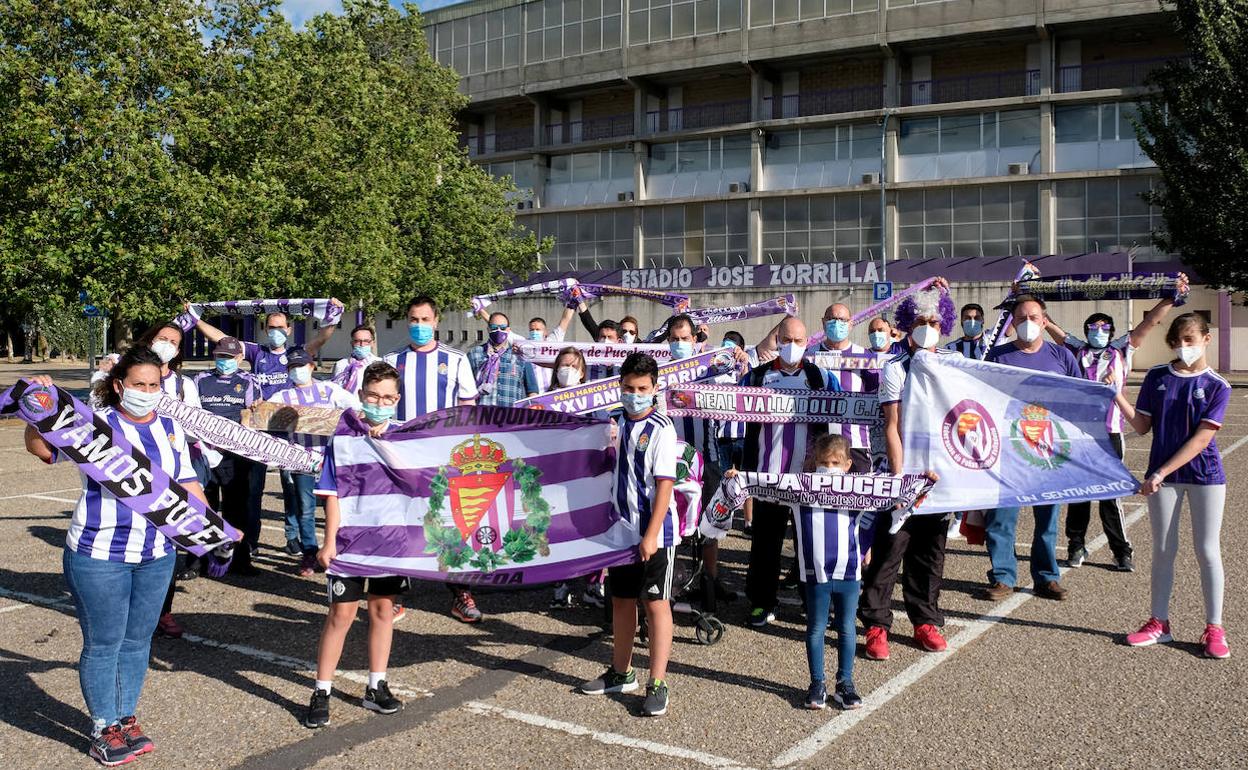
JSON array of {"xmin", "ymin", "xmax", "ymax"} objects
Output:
[
  {"xmin": 326, "ymin": 574, "xmax": 409, "ymax": 604},
  {"xmin": 609, "ymin": 546, "xmax": 676, "ymax": 601}
]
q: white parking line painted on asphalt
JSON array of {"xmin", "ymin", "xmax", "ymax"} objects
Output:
[
  {"xmin": 463, "ymin": 701, "xmax": 756, "ymax": 770},
  {"xmin": 772, "ymin": 430, "xmax": 1248, "ymax": 767},
  {"xmin": 0, "ymin": 585, "xmax": 430, "ymax": 700},
  {"xmin": 0, "ymin": 602, "xmax": 34, "ymax": 615},
  {"xmin": 27, "ymin": 494, "xmax": 79, "ymax": 504},
  {"xmin": 0, "ymin": 487, "xmax": 80, "ymax": 501}
]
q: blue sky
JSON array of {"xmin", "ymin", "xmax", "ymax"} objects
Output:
[{"xmin": 279, "ymin": 0, "xmax": 464, "ymax": 29}]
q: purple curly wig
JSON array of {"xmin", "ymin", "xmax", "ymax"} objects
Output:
[{"xmin": 894, "ymin": 287, "xmax": 957, "ymax": 336}]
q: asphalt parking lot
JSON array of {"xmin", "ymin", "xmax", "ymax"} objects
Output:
[{"xmin": 1, "ymin": 362, "xmax": 1245, "ymax": 769}]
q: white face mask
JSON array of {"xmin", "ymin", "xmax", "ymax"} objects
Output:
[
  {"xmin": 119, "ymin": 387, "xmax": 160, "ymax": 418},
  {"xmin": 556, "ymin": 366, "xmax": 581, "ymax": 386},
  {"xmin": 815, "ymin": 465, "xmax": 846, "ymax": 475},
  {"xmin": 1015, "ymin": 319, "xmax": 1042, "ymax": 343},
  {"xmin": 1173, "ymin": 345, "xmax": 1204, "ymax": 366},
  {"xmin": 910, "ymin": 324, "xmax": 939, "ymax": 350},
  {"xmin": 622, "ymin": 332, "xmax": 636, "ymax": 344},
  {"xmin": 150, "ymin": 340, "xmax": 178, "ymax": 364},
  {"xmin": 290, "ymin": 366, "xmax": 312, "ymax": 385},
  {"xmin": 779, "ymin": 341, "xmax": 805, "ymax": 366}
]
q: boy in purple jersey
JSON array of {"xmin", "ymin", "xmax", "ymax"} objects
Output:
[
  {"xmin": 383, "ymin": 296, "xmax": 481, "ymax": 624},
  {"xmin": 580, "ymin": 353, "xmax": 678, "ymax": 718},
  {"xmin": 1116, "ymin": 314, "xmax": 1231, "ymax": 659},
  {"xmin": 304, "ymin": 363, "xmax": 408, "ymax": 729},
  {"xmin": 1042, "ymin": 279, "xmax": 1188, "ymax": 572},
  {"xmin": 982, "ymin": 295, "xmax": 1080, "ymax": 603}
]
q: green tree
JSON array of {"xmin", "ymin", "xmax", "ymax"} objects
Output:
[{"xmin": 1137, "ymin": 0, "xmax": 1248, "ymax": 290}]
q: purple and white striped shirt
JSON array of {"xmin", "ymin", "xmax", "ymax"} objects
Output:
[
  {"xmin": 613, "ymin": 410, "xmax": 679, "ymax": 548},
  {"xmin": 743, "ymin": 364, "xmax": 837, "ymax": 475},
  {"xmin": 64, "ymin": 410, "xmax": 196, "ymax": 563},
  {"xmin": 383, "ymin": 344, "xmax": 478, "ymax": 421},
  {"xmin": 794, "ymin": 505, "xmax": 880, "ymax": 583},
  {"xmin": 806, "ymin": 341, "xmax": 872, "ymax": 449}
]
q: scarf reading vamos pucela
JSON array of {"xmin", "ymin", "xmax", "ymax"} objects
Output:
[
  {"xmin": 900, "ymin": 350, "xmax": 1139, "ymax": 514},
  {"xmin": 1012, "ymin": 271, "xmax": 1189, "ymax": 306},
  {"xmin": 514, "ymin": 347, "xmax": 740, "ymax": 414},
  {"xmin": 698, "ymin": 471, "xmax": 934, "ymax": 540},
  {"xmin": 155, "ymin": 395, "xmax": 322, "ymax": 474},
  {"xmin": 173, "ymin": 298, "xmax": 344, "ymax": 333},
  {"xmin": 0, "ymin": 380, "xmax": 240, "ymax": 559},
  {"xmin": 322, "ymin": 405, "xmax": 636, "ymax": 583},
  {"xmin": 662, "ymin": 383, "xmax": 881, "ymax": 425},
  {"xmin": 643, "ymin": 295, "xmax": 800, "ymax": 342}
]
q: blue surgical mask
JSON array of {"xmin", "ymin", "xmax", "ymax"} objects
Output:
[
  {"xmin": 528, "ymin": 329, "xmax": 543, "ymax": 341},
  {"xmin": 361, "ymin": 403, "xmax": 396, "ymax": 424},
  {"xmin": 962, "ymin": 319, "xmax": 983, "ymax": 337},
  {"xmin": 721, "ymin": 339, "xmax": 736, "ymax": 349},
  {"xmin": 290, "ymin": 366, "xmax": 312, "ymax": 385},
  {"xmin": 1087, "ymin": 329, "xmax": 1110, "ymax": 349},
  {"xmin": 868, "ymin": 331, "xmax": 889, "ymax": 350},
  {"xmin": 409, "ymin": 323, "xmax": 434, "ymax": 346},
  {"xmin": 119, "ymin": 387, "xmax": 160, "ymax": 418},
  {"xmin": 824, "ymin": 319, "xmax": 849, "ymax": 343},
  {"xmin": 669, "ymin": 341, "xmax": 694, "ymax": 360},
  {"xmin": 352, "ymin": 345, "xmax": 371, "ymax": 359},
  {"xmin": 267, "ymin": 329, "xmax": 288, "ymax": 348},
  {"xmin": 215, "ymin": 358, "xmax": 238, "ymax": 375},
  {"xmin": 620, "ymin": 392, "xmax": 654, "ymax": 416}
]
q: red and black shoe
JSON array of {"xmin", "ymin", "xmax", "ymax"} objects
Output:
[
  {"xmin": 119, "ymin": 716, "xmax": 153, "ymax": 756},
  {"xmin": 451, "ymin": 589, "xmax": 482, "ymax": 623},
  {"xmin": 89, "ymin": 725, "xmax": 135, "ymax": 766}
]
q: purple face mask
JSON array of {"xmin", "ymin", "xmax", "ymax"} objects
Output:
[{"xmin": 488, "ymin": 328, "xmax": 509, "ymax": 345}]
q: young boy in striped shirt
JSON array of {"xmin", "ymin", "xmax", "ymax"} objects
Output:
[{"xmin": 580, "ymin": 353, "xmax": 678, "ymax": 717}]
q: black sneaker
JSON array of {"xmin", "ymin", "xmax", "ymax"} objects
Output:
[
  {"xmin": 1067, "ymin": 546, "xmax": 1088, "ymax": 568},
  {"xmin": 285, "ymin": 538, "xmax": 301, "ymax": 556},
  {"xmin": 118, "ymin": 715, "xmax": 153, "ymax": 756},
  {"xmin": 833, "ymin": 679, "xmax": 862, "ymax": 710},
  {"xmin": 642, "ymin": 680, "xmax": 669, "ymax": 716},
  {"xmin": 580, "ymin": 667, "xmax": 638, "ymax": 695},
  {"xmin": 804, "ymin": 680, "xmax": 827, "ymax": 710},
  {"xmin": 747, "ymin": 606, "xmax": 776, "ymax": 628},
  {"xmin": 304, "ymin": 689, "xmax": 331, "ymax": 728},
  {"xmin": 89, "ymin": 725, "xmax": 134, "ymax": 767},
  {"xmin": 1114, "ymin": 553, "xmax": 1136, "ymax": 573},
  {"xmin": 363, "ymin": 680, "xmax": 402, "ymax": 715}
]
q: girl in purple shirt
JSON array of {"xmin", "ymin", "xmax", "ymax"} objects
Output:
[{"xmin": 1115, "ymin": 313, "xmax": 1230, "ymax": 659}]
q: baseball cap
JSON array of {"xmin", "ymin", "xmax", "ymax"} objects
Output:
[
  {"xmin": 214, "ymin": 337, "xmax": 244, "ymax": 357},
  {"xmin": 286, "ymin": 348, "xmax": 312, "ymax": 368}
]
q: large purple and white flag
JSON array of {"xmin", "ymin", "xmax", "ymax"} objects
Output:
[
  {"xmin": 326, "ymin": 406, "xmax": 637, "ymax": 585},
  {"xmin": 901, "ymin": 351, "xmax": 1139, "ymax": 513}
]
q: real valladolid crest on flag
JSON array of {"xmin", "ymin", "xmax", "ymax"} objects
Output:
[
  {"xmin": 327, "ymin": 405, "xmax": 637, "ymax": 584},
  {"xmin": 901, "ymin": 351, "xmax": 1139, "ymax": 514}
]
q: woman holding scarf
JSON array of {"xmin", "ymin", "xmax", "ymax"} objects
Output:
[{"xmin": 23, "ymin": 348, "xmax": 209, "ymax": 766}]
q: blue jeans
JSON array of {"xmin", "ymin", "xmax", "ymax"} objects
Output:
[
  {"xmin": 280, "ymin": 470, "xmax": 318, "ymax": 553},
  {"xmin": 717, "ymin": 437, "xmax": 745, "ymax": 474},
  {"xmin": 63, "ymin": 548, "xmax": 175, "ymax": 735},
  {"xmin": 803, "ymin": 579, "xmax": 860, "ymax": 685},
  {"xmin": 985, "ymin": 504, "xmax": 1060, "ymax": 587}
]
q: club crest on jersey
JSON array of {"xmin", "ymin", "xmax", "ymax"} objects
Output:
[
  {"xmin": 940, "ymin": 399, "xmax": 1000, "ymax": 470},
  {"xmin": 234, "ymin": 384, "xmax": 243, "ymax": 393},
  {"xmin": 1194, "ymin": 387, "xmax": 1206, "ymax": 400},
  {"xmin": 426, "ymin": 434, "xmax": 551, "ymax": 574},
  {"xmin": 637, "ymin": 432, "xmax": 651, "ymax": 451},
  {"xmin": 1009, "ymin": 403, "xmax": 1072, "ymax": 470},
  {"xmin": 438, "ymin": 362, "xmax": 449, "ymax": 376}
]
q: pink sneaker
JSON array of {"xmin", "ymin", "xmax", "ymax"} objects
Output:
[
  {"xmin": 1126, "ymin": 617, "xmax": 1172, "ymax": 647},
  {"xmin": 1201, "ymin": 624, "xmax": 1230, "ymax": 659}
]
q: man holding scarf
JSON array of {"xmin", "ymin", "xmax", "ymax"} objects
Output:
[
  {"xmin": 468, "ymin": 312, "xmax": 540, "ymax": 406},
  {"xmin": 331, "ymin": 325, "xmax": 381, "ymax": 396}
]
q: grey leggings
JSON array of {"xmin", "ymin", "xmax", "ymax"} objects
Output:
[{"xmin": 1147, "ymin": 484, "xmax": 1226, "ymax": 625}]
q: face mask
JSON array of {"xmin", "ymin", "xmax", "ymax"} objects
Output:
[
  {"xmin": 1174, "ymin": 345, "xmax": 1204, "ymax": 366},
  {"xmin": 962, "ymin": 319, "xmax": 983, "ymax": 337},
  {"xmin": 669, "ymin": 341, "xmax": 694, "ymax": 360},
  {"xmin": 721, "ymin": 339, "xmax": 736, "ymax": 350},
  {"xmin": 1087, "ymin": 329, "xmax": 1110, "ymax": 349},
  {"xmin": 488, "ymin": 328, "xmax": 509, "ymax": 345},
  {"xmin": 1015, "ymin": 319, "xmax": 1041, "ymax": 343},
  {"xmin": 290, "ymin": 366, "xmax": 312, "ymax": 385},
  {"xmin": 868, "ymin": 331, "xmax": 889, "ymax": 350},
  {"xmin": 556, "ymin": 366, "xmax": 581, "ymax": 386},
  {"xmin": 119, "ymin": 387, "xmax": 160, "ymax": 418},
  {"xmin": 911, "ymin": 324, "xmax": 939, "ymax": 350},
  {"xmin": 267, "ymin": 329, "xmax": 288, "ymax": 348},
  {"xmin": 620, "ymin": 392, "xmax": 653, "ymax": 416},
  {"xmin": 815, "ymin": 465, "xmax": 846, "ymax": 475},
  {"xmin": 352, "ymin": 345, "xmax": 372, "ymax": 359},
  {"xmin": 361, "ymin": 403, "xmax": 396, "ymax": 425},
  {"xmin": 528, "ymin": 329, "xmax": 544, "ymax": 341},
  {"xmin": 409, "ymin": 323, "xmax": 434, "ymax": 346},
  {"xmin": 824, "ymin": 319, "xmax": 849, "ymax": 343},
  {"xmin": 150, "ymin": 340, "xmax": 178, "ymax": 364},
  {"xmin": 622, "ymin": 332, "xmax": 636, "ymax": 344},
  {"xmin": 215, "ymin": 358, "xmax": 238, "ymax": 375},
  {"xmin": 779, "ymin": 341, "xmax": 805, "ymax": 366}
]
